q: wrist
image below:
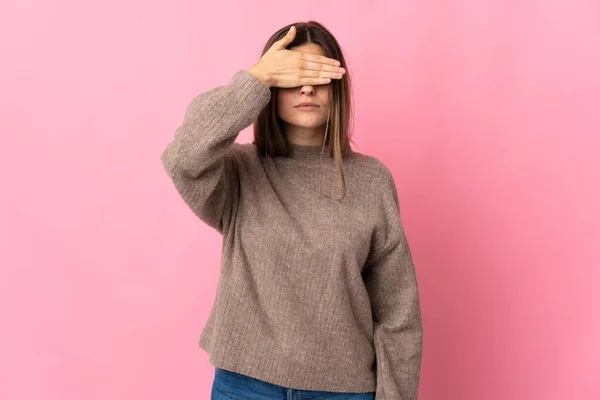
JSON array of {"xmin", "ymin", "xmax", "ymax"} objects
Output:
[{"xmin": 247, "ymin": 65, "xmax": 271, "ymax": 88}]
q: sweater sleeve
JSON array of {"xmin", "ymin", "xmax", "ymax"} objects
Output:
[
  {"xmin": 160, "ymin": 69, "xmax": 271, "ymax": 233},
  {"xmin": 363, "ymin": 166, "xmax": 424, "ymax": 400}
]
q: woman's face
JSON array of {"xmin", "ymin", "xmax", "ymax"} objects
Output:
[{"xmin": 276, "ymin": 43, "xmax": 331, "ymax": 134}]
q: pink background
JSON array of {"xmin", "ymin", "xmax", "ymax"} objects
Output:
[{"xmin": 1, "ymin": 1, "xmax": 599, "ymax": 399}]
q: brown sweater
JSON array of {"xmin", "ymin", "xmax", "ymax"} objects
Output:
[{"xmin": 160, "ymin": 69, "xmax": 424, "ymax": 399}]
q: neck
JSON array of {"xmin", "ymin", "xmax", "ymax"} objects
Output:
[{"xmin": 281, "ymin": 123, "xmax": 327, "ymax": 146}]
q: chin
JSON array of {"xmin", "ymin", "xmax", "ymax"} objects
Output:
[
  {"xmin": 290, "ymin": 121, "xmax": 326, "ymax": 129},
  {"xmin": 287, "ymin": 115, "xmax": 326, "ymax": 126}
]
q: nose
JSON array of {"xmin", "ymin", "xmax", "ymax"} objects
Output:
[{"xmin": 299, "ymin": 85, "xmax": 316, "ymax": 95}]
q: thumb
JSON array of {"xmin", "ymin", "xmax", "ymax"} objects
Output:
[{"xmin": 276, "ymin": 25, "xmax": 296, "ymax": 47}]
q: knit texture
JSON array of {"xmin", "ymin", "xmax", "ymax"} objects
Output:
[{"xmin": 160, "ymin": 69, "xmax": 424, "ymax": 400}]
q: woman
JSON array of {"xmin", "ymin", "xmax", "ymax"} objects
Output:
[{"xmin": 161, "ymin": 21, "xmax": 424, "ymax": 400}]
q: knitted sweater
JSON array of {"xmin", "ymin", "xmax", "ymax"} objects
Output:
[{"xmin": 160, "ymin": 69, "xmax": 424, "ymax": 400}]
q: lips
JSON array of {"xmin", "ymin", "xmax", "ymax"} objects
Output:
[{"xmin": 295, "ymin": 105, "xmax": 319, "ymax": 111}]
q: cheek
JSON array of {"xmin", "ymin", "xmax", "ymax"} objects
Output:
[
  {"xmin": 276, "ymin": 92, "xmax": 295, "ymax": 114},
  {"xmin": 316, "ymin": 88, "xmax": 330, "ymax": 107},
  {"xmin": 277, "ymin": 92, "xmax": 293, "ymax": 109}
]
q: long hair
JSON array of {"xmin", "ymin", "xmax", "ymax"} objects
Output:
[{"xmin": 252, "ymin": 21, "xmax": 355, "ymax": 201}]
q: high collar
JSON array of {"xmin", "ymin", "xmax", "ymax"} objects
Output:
[
  {"xmin": 286, "ymin": 142, "xmax": 352, "ymax": 163},
  {"xmin": 287, "ymin": 142, "xmax": 331, "ymax": 162}
]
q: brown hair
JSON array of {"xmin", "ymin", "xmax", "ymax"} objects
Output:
[{"xmin": 252, "ymin": 21, "xmax": 355, "ymax": 200}]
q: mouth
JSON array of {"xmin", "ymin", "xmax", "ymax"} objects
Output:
[{"xmin": 295, "ymin": 105, "xmax": 319, "ymax": 111}]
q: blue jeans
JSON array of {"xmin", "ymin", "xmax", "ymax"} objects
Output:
[{"xmin": 211, "ymin": 367, "xmax": 376, "ymax": 400}]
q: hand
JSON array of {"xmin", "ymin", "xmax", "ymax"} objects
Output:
[{"xmin": 248, "ymin": 25, "xmax": 346, "ymax": 88}]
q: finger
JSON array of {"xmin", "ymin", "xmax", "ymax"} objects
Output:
[
  {"xmin": 298, "ymin": 53, "xmax": 342, "ymax": 69},
  {"xmin": 297, "ymin": 77, "xmax": 333, "ymax": 86},
  {"xmin": 260, "ymin": 26, "xmax": 296, "ymax": 63},
  {"xmin": 299, "ymin": 59, "xmax": 344, "ymax": 75},
  {"xmin": 299, "ymin": 69, "xmax": 344, "ymax": 81},
  {"xmin": 273, "ymin": 25, "xmax": 296, "ymax": 49}
]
